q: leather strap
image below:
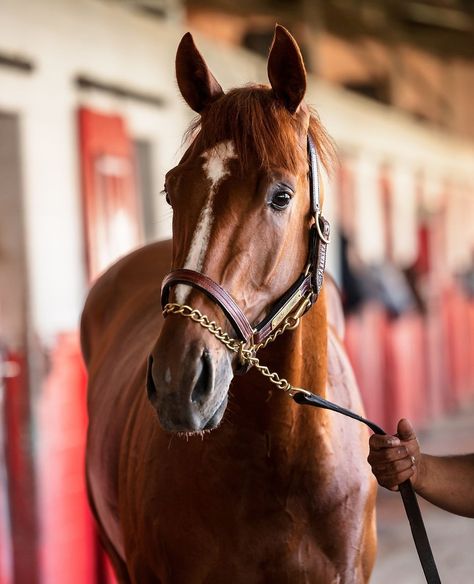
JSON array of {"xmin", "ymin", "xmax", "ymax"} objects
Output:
[
  {"xmin": 253, "ymin": 274, "xmax": 313, "ymax": 344},
  {"xmin": 307, "ymin": 135, "xmax": 321, "ymax": 217},
  {"xmin": 293, "ymin": 392, "xmax": 441, "ymax": 584},
  {"xmin": 308, "ymin": 216, "xmax": 330, "ymax": 297},
  {"xmin": 161, "ymin": 269, "xmax": 254, "ymax": 343},
  {"xmin": 307, "ymin": 134, "xmax": 330, "ymax": 297},
  {"xmin": 161, "ymin": 269, "xmax": 316, "ymax": 347}
]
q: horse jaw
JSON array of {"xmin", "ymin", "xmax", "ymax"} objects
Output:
[{"xmin": 146, "ymin": 320, "xmax": 234, "ymax": 434}]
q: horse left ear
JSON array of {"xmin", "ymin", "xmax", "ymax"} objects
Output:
[
  {"xmin": 176, "ymin": 32, "xmax": 224, "ymax": 113},
  {"xmin": 267, "ymin": 25, "xmax": 307, "ymax": 114}
]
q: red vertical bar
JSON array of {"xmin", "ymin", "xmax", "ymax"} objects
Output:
[
  {"xmin": 37, "ymin": 333, "xmax": 97, "ymax": 584},
  {"xmin": 3, "ymin": 352, "xmax": 39, "ymax": 584},
  {"xmin": 0, "ymin": 354, "xmax": 12, "ymax": 584},
  {"xmin": 345, "ymin": 305, "xmax": 389, "ymax": 432},
  {"xmin": 77, "ymin": 107, "xmax": 143, "ymax": 583},
  {"xmin": 78, "ymin": 108, "xmax": 141, "ymax": 281}
]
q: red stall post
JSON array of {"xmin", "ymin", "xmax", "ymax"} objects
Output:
[{"xmin": 37, "ymin": 333, "xmax": 97, "ymax": 584}]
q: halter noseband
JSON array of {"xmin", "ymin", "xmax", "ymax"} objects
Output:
[{"xmin": 160, "ymin": 135, "xmax": 330, "ymax": 349}]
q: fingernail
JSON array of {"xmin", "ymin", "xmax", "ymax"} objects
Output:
[{"xmin": 388, "ymin": 438, "xmax": 400, "ymax": 446}]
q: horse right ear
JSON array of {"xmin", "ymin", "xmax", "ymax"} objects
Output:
[{"xmin": 176, "ymin": 33, "xmax": 224, "ymax": 113}]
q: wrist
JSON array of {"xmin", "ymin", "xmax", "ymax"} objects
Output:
[{"xmin": 412, "ymin": 452, "xmax": 428, "ymax": 493}]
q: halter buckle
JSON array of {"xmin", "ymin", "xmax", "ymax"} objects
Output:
[
  {"xmin": 316, "ymin": 211, "xmax": 330, "ymax": 245},
  {"xmin": 292, "ymin": 296, "xmax": 312, "ymax": 320}
]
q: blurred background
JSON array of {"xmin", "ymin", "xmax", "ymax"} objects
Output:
[{"xmin": 0, "ymin": 0, "xmax": 473, "ymax": 582}]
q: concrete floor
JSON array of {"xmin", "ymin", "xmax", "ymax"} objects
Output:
[{"xmin": 371, "ymin": 398, "xmax": 474, "ymax": 583}]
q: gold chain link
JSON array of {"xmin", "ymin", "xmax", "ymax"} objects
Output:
[{"xmin": 162, "ymin": 303, "xmax": 312, "ymax": 397}]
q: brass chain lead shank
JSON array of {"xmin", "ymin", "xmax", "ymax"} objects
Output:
[{"xmin": 162, "ymin": 302, "xmax": 312, "ymax": 397}]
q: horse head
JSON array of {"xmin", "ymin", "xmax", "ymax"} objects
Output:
[{"xmin": 147, "ymin": 26, "xmax": 332, "ymax": 433}]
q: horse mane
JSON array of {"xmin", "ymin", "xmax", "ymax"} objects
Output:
[{"xmin": 184, "ymin": 85, "xmax": 335, "ymax": 175}]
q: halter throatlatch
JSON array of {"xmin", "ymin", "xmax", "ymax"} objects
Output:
[{"xmin": 160, "ymin": 135, "xmax": 330, "ymax": 349}]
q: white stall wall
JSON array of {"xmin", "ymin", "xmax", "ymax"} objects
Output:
[
  {"xmin": 0, "ymin": 0, "xmax": 189, "ymax": 341},
  {"xmin": 390, "ymin": 164, "xmax": 418, "ymax": 268},
  {"xmin": 1, "ymin": 0, "xmax": 473, "ymax": 343}
]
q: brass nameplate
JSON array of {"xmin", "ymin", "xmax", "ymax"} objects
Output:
[{"xmin": 271, "ymin": 290, "xmax": 303, "ymax": 330}]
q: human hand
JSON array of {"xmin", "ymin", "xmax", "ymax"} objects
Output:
[{"xmin": 367, "ymin": 419, "xmax": 423, "ymax": 491}]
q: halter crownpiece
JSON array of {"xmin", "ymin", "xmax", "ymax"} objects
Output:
[{"xmin": 161, "ymin": 134, "xmax": 330, "ymax": 347}]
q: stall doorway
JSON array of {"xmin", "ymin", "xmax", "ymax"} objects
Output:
[{"xmin": 0, "ymin": 112, "xmax": 38, "ymax": 584}]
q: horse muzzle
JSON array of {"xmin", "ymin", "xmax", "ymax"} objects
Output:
[{"xmin": 146, "ymin": 332, "xmax": 232, "ymax": 433}]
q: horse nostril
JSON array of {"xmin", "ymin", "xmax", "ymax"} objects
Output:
[
  {"xmin": 146, "ymin": 355, "xmax": 157, "ymax": 400},
  {"xmin": 191, "ymin": 350, "xmax": 212, "ymax": 404}
]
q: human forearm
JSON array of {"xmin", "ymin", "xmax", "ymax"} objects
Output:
[{"xmin": 414, "ymin": 453, "xmax": 474, "ymax": 518}]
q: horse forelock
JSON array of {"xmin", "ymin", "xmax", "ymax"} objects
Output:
[{"xmin": 184, "ymin": 85, "xmax": 335, "ymax": 176}]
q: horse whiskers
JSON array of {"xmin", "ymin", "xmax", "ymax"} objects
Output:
[{"xmin": 176, "ymin": 427, "xmax": 215, "ymax": 440}]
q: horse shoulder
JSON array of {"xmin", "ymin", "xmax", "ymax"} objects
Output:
[
  {"xmin": 80, "ymin": 239, "xmax": 172, "ymax": 368},
  {"xmin": 83, "ymin": 240, "xmax": 172, "ymax": 569},
  {"xmin": 324, "ymin": 277, "xmax": 364, "ymax": 416},
  {"xmin": 325, "ymin": 290, "xmax": 378, "ymax": 580}
]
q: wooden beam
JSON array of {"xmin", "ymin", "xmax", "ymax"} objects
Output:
[
  {"xmin": 0, "ymin": 53, "xmax": 34, "ymax": 73},
  {"xmin": 75, "ymin": 75, "xmax": 166, "ymax": 108}
]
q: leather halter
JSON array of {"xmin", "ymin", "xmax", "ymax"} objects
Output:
[{"xmin": 161, "ymin": 135, "xmax": 330, "ymax": 348}]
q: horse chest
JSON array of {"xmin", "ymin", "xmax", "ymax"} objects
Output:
[
  {"xmin": 124, "ymin": 426, "xmax": 370, "ymax": 584},
  {"xmin": 131, "ymin": 480, "xmax": 364, "ymax": 584}
]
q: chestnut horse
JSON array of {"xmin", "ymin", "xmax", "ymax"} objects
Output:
[{"xmin": 82, "ymin": 26, "xmax": 377, "ymax": 584}]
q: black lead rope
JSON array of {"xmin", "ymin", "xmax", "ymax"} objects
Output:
[{"xmin": 293, "ymin": 392, "xmax": 442, "ymax": 584}]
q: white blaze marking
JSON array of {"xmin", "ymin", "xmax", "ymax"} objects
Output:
[{"xmin": 175, "ymin": 141, "xmax": 237, "ymax": 304}]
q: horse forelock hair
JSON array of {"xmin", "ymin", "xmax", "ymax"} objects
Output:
[{"xmin": 184, "ymin": 85, "xmax": 335, "ymax": 175}]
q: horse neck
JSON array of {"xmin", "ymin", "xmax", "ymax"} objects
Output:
[
  {"xmin": 263, "ymin": 289, "xmax": 328, "ymax": 392},
  {"xmin": 230, "ymin": 288, "xmax": 328, "ymax": 433}
]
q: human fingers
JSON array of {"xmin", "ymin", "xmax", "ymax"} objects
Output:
[
  {"xmin": 396, "ymin": 418, "xmax": 417, "ymax": 442},
  {"xmin": 369, "ymin": 453, "xmax": 416, "ymax": 491},
  {"xmin": 373, "ymin": 462, "xmax": 416, "ymax": 491},
  {"xmin": 370, "ymin": 451, "xmax": 414, "ymax": 475},
  {"xmin": 369, "ymin": 433, "xmax": 401, "ymax": 451},
  {"xmin": 395, "ymin": 418, "xmax": 421, "ymax": 464},
  {"xmin": 367, "ymin": 443, "xmax": 410, "ymax": 467}
]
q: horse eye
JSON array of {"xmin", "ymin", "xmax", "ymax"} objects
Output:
[{"xmin": 270, "ymin": 191, "xmax": 292, "ymax": 211}]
